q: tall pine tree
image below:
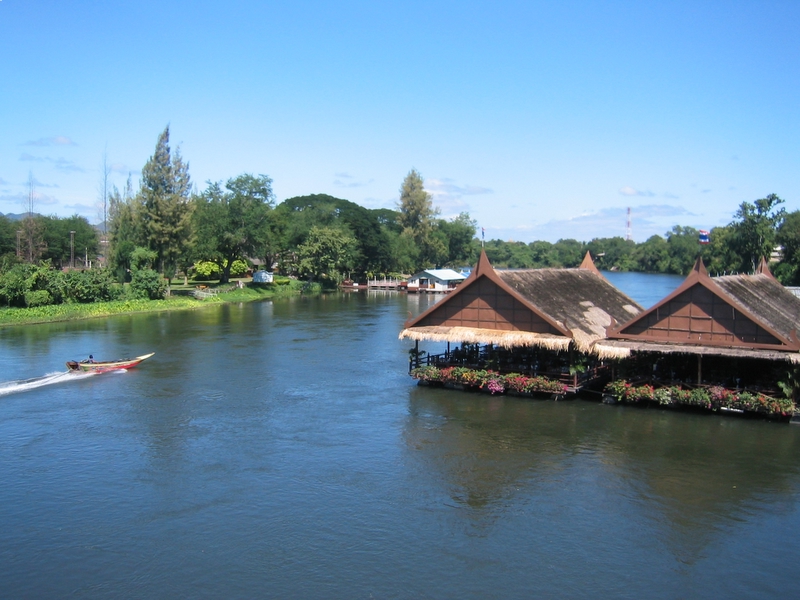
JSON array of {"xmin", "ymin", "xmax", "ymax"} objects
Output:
[{"xmin": 139, "ymin": 126, "xmax": 192, "ymax": 278}]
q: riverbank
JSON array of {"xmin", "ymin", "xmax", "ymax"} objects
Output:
[{"xmin": 0, "ymin": 278, "xmax": 311, "ymax": 327}]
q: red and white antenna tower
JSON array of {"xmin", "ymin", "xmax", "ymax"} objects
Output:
[{"xmin": 625, "ymin": 207, "xmax": 632, "ymax": 241}]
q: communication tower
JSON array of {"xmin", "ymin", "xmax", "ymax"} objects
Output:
[{"xmin": 625, "ymin": 207, "xmax": 632, "ymax": 241}]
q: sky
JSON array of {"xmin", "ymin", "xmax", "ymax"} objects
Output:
[{"xmin": 1, "ymin": 0, "xmax": 799, "ymax": 243}]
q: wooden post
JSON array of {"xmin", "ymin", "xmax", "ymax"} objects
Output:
[{"xmin": 697, "ymin": 354, "xmax": 702, "ymax": 385}]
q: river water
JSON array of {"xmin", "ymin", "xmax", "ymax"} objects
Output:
[{"xmin": 1, "ymin": 274, "xmax": 799, "ymax": 598}]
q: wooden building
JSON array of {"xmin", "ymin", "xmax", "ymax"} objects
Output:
[
  {"xmin": 596, "ymin": 257, "xmax": 800, "ymax": 393},
  {"xmin": 400, "ymin": 250, "xmax": 643, "ymax": 392}
]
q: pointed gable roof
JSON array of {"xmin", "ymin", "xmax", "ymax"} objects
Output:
[
  {"xmin": 605, "ymin": 256, "xmax": 800, "ymax": 354},
  {"xmin": 399, "ymin": 250, "xmax": 643, "ymax": 352}
]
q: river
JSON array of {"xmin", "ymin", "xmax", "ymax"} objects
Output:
[{"xmin": 1, "ymin": 274, "xmax": 798, "ymax": 598}]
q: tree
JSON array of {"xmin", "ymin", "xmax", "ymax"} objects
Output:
[
  {"xmin": 128, "ymin": 247, "xmax": 166, "ymax": 299},
  {"xmin": 40, "ymin": 215, "xmax": 99, "ymax": 268},
  {"xmin": 192, "ymin": 174, "xmax": 275, "ymax": 283},
  {"xmin": 552, "ymin": 239, "xmax": 585, "ymax": 268},
  {"xmin": 139, "ymin": 126, "xmax": 192, "ymax": 278},
  {"xmin": 776, "ymin": 210, "xmax": 800, "ymax": 284},
  {"xmin": 297, "ymin": 225, "xmax": 357, "ymax": 284},
  {"xmin": 729, "ymin": 194, "xmax": 785, "ymax": 273},
  {"xmin": 665, "ymin": 226, "xmax": 702, "ymax": 275},
  {"xmin": 438, "ymin": 212, "xmax": 477, "ymax": 266},
  {"xmin": 278, "ymin": 194, "xmax": 394, "ymax": 276},
  {"xmin": 586, "ymin": 237, "xmax": 635, "ymax": 271},
  {"xmin": 20, "ymin": 172, "xmax": 46, "ymax": 263},
  {"xmin": 107, "ymin": 175, "xmax": 140, "ymax": 281},
  {"xmin": 632, "ymin": 235, "xmax": 669, "ymax": 273},
  {"xmin": 397, "ymin": 169, "xmax": 441, "ymax": 270}
]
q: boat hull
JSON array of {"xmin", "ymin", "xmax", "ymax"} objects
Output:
[{"xmin": 66, "ymin": 352, "xmax": 155, "ymax": 373}]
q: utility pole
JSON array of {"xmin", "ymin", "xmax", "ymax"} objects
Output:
[{"xmin": 70, "ymin": 231, "xmax": 75, "ymax": 270}]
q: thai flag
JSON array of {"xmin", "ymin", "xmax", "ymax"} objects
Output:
[
  {"xmin": 699, "ymin": 230, "xmax": 710, "ymax": 244},
  {"xmin": 481, "ymin": 227, "xmax": 485, "ymax": 240}
]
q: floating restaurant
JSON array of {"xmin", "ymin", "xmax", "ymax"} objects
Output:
[
  {"xmin": 401, "ymin": 251, "xmax": 800, "ymax": 419},
  {"xmin": 400, "ymin": 250, "xmax": 642, "ymax": 395}
]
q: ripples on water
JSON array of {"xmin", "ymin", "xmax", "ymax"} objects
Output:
[{"xmin": 0, "ymin": 289, "xmax": 799, "ymax": 599}]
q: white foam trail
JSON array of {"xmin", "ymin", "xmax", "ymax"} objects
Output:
[{"xmin": 0, "ymin": 370, "xmax": 96, "ymax": 397}]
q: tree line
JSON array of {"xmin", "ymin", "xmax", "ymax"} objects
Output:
[
  {"xmin": 1, "ymin": 125, "xmax": 799, "ymax": 310},
  {"xmin": 482, "ymin": 194, "xmax": 795, "ymax": 281}
]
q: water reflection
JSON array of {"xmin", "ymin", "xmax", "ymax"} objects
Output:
[{"xmin": 404, "ymin": 387, "xmax": 800, "ymax": 561}]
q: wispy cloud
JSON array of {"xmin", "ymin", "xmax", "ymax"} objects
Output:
[
  {"xmin": 0, "ymin": 177, "xmax": 9, "ymax": 186},
  {"xmin": 0, "ymin": 191, "xmax": 59, "ymax": 207},
  {"xmin": 619, "ymin": 186, "xmax": 655, "ymax": 197},
  {"xmin": 110, "ymin": 163, "xmax": 130, "ymax": 175},
  {"xmin": 23, "ymin": 176, "xmax": 59, "ymax": 189},
  {"xmin": 19, "ymin": 153, "xmax": 84, "ymax": 172},
  {"xmin": 426, "ymin": 178, "xmax": 493, "ymax": 197},
  {"xmin": 333, "ymin": 172, "xmax": 374, "ymax": 188},
  {"xmin": 423, "ymin": 177, "xmax": 493, "ymax": 216},
  {"xmin": 22, "ymin": 136, "xmax": 77, "ymax": 147}
]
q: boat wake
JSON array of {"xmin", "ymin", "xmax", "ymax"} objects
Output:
[{"xmin": 0, "ymin": 370, "xmax": 96, "ymax": 397}]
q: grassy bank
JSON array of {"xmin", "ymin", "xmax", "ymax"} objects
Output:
[{"xmin": 0, "ymin": 277, "xmax": 313, "ymax": 327}]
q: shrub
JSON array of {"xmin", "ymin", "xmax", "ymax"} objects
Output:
[
  {"xmin": 193, "ymin": 261, "xmax": 220, "ymax": 281},
  {"xmin": 130, "ymin": 268, "xmax": 167, "ymax": 300},
  {"xmin": 24, "ymin": 290, "xmax": 52, "ymax": 307},
  {"xmin": 64, "ymin": 269, "xmax": 118, "ymax": 303}
]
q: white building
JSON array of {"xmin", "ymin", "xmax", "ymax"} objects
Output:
[{"xmin": 406, "ymin": 269, "xmax": 466, "ymax": 293}]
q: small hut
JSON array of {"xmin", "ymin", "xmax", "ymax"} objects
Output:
[
  {"xmin": 596, "ymin": 257, "xmax": 800, "ymax": 399},
  {"xmin": 400, "ymin": 251, "xmax": 643, "ymax": 393},
  {"xmin": 406, "ymin": 269, "xmax": 466, "ymax": 293}
]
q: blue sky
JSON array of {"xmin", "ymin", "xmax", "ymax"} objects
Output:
[{"xmin": 1, "ymin": 0, "xmax": 798, "ymax": 243}]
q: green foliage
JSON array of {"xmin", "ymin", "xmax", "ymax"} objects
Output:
[
  {"xmin": 193, "ymin": 260, "xmax": 220, "ymax": 280},
  {"xmin": 729, "ymin": 194, "xmax": 785, "ymax": 273},
  {"xmin": 192, "ymin": 173, "xmax": 274, "ymax": 283},
  {"xmin": 139, "ymin": 126, "xmax": 193, "ymax": 276},
  {"xmin": 128, "ymin": 246, "xmax": 165, "ymax": 299},
  {"xmin": 64, "ymin": 269, "xmax": 119, "ymax": 303},
  {"xmin": 397, "ymin": 169, "xmax": 443, "ymax": 270},
  {"xmin": 776, "ymin": 210, "xmax": 800, "ymax": 284},
  {"xmin": 297, "ymin": 225, "xmax": 358, "ymax": 283},
  {"xmin": 129, "ymin": 268, "xmax": 166, "ymax": 300},
  {"xmin": 24, "ymin": 290, "xmax": 52, "ymax": 308}
]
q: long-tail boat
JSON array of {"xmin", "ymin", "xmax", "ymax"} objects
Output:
[{"xmin": 66, "ymin": 352, "xmax": 155, "ymax": 373}]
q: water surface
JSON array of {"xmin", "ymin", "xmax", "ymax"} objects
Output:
[{"xmin": 0, "ymin": 288, "xmax": 798, "ymax": 598}]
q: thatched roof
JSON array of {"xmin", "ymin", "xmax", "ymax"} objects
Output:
[
  {"xmin": 496, "ymin": 266, "xmax": 642, "ymax": 352},
  {"xmin": 399, "ymin": 251, "xmax": 643, "ymax": 352},
  {"xmin": 606, "ymin": 256, "xmax": 800, "ymax": 359},
  {"xmin": 594, "ymin": 339, "xmax": 800, "ymax": 363}
]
